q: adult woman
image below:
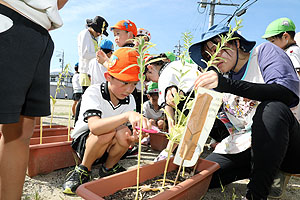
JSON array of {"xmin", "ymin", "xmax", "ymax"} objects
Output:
[
  {"xmin": 78, "ymin": 16, "xmax": 108, "ymax": 92},
  {"xmin": 189, "ymin": 24, "xmax": 300, "ymax": 200}
]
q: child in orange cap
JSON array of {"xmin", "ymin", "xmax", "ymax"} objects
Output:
[
  {"xmin": 96, "ymin": 20, "xmax": 137, "ymax": 64},
  {"xmin": 110, "ymin": 19, "xmax": 137, "ymax": 47},
  {"xmin": 62, "ymin": 48, "xmax": 150, "ymax": 195}
]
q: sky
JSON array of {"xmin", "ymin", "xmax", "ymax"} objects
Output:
[{"xmin": 49, "ymin": 0, "xmax": 300, "ymax": 73}]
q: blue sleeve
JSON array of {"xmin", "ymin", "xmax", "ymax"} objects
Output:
[{"xmin": 257, "ymin": 42, "xmax": 299, "ymax": 98}]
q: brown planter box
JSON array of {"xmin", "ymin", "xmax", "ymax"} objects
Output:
[
  {"xmin": 149, "ymin": 132, "xmax": 169, "ymax": 151},
  {"xmin": 27, "ymin": 126, "xmax": 77, "ymax": 177},
  {"xmin": 34, "ymin": 124, "xmax": 66, "ymax": 130},
  {"xmin": 32, "ymin": 126, "xmax": 70, "ymax": 138},
  {"xmin": 76, "ymin": 158, "xmax": 220, "ymax": 200}
]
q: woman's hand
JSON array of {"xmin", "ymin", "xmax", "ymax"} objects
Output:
[{"xmin": 194, "ymin": 70, "xmax": 219, "ymax": 90}]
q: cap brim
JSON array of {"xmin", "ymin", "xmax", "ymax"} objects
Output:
[
  {"xmin": 109, "ymin": 72, "xmax": 139, "ymax": 82},
  {"xmin": 103, "ymin": 30, "xmax": 109, "ymax": 36},
  {"xmin": 261, "ymin": 32, "xmax": 279, "ymax": 39},
  {"xmin": 189, "ymin": 42, "xmax": 207, "ymax": 69}
]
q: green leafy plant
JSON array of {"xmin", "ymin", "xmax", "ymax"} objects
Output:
[
  {"xmin": 120, "ymin": 36, "xmax": 162, "ymax": 199},
  {"xmin": 172, "ymin": 19, "xmax": 243, "ymax": 186},
  {"xmin": 160, "ymin": 31, "xmax": 196, "ymax": 188},
  {"xmin": 50, "ymin": 64, "xmax": 71, "ymax": 127}
]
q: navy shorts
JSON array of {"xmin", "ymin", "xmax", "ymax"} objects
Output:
[
  {"xmin": 0, "ymin": 4, "xmax": 54, "ymax": 124},
  {"xmin": 72, "ymin": 93, "xmax": 83, "ymax": 101}
]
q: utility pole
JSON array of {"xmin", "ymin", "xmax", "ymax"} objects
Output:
[
  {"xmin": 208, "ymin": 0, "xmax": 216, "ymax": 28},
  {"xmin": 173, "ymin": 40, "xmax": 183, "ymax": 58},
  {"xmin": 56, "ymin": 50, "xmax": 64, "ymax": 73},
  {"xmin": 199, "ymin": 0, "xmax": 240, "ymax": 28}
]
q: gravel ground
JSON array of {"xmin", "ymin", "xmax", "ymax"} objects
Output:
[{"xmin": 22, "ymin": 99, "xmax": 300, "ymax": 200}]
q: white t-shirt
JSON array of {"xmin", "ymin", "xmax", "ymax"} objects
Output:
[
  {"xmin": 142, "ymin": 100, "xmax": 164, "ymax": 120},
  {"xmin": 158, "ymin": 61, "xmax": 199, "ymax": 106},
  {"xmin": 72, "ymin": 73, "xmax": 83, "ymax": 93},
  {"xmin": 71, "ymin": 82, "xmax": 136, "ymax": 139},
  {"xmin": 78, "ymin": 29, "xmax": 97, "ymax": 74},
  {"xmin": 286, "ymin": 44, "xmax": 300, "ymax": 122},
  {"xmin": 3, "ymin": 0, "xmax": 63, "ymax": 30},
  {"xmin": 286, "ymin": 44, "xmax": 300, "ymax": 69},
  {"xmin": 88, "ymin": 58, "xmax": 107, "ymax": 85}
]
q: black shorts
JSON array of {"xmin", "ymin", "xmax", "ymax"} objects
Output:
[
  {"xmin": 72, "ymin": 93, "xmax": 83, "ymax": 101},
  {"xmin": 71, "ymin": 130, "xmax": 108, "ymax": 164},
  {"xmin": 0, "ymin": 4, "xmax": 54, "ymax": 124}
]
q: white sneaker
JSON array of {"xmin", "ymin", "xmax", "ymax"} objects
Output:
[
  {"xmin": 141, "ymin": 136, "xmax": 150, "ymax": 145},
  {"xmin": 154, "ymin": 149, "xmax": 173, "ymax": 162}
]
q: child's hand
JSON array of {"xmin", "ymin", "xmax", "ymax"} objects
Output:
[
  {"xmin": 127, "ymin": 111, "xmax": 151, "ymax": 131},
  {"xmin": 165, "ymin": 87, "xmax": 178, "ymax": 107},
  {"xmin": 96, "ymin": 50, "xmax": 109, "ymax": 64}
]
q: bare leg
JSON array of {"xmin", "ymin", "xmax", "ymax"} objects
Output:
[
  {"xmin": 71, "ymin": 100, "xmax": 78, "ymax": 117},
  {"xmin": 0, "ymin": 116, "xmax": 35, "ymax": 200},
  {"xmin": 105, "ymin": 126, "xmax": 132, "ymax": 169},
  {"xmin": 81, "ymin": 131, "xmax": 115, "ymax": 171}
]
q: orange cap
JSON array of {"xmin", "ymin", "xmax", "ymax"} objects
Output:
[
  {"xmin": 108, "ymin": 48, "xmax": 140, "ymax": 82},
  {"xmin": 110, "ymin": 20, "xmax": 137, "ymax": 36}
]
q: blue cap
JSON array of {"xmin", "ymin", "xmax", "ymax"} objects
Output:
[
  {"xmin": 100, "ymin": 39, "xmax": 114, "ymax": 51},
  {"xmin": 189, "ymin": 25, "xmax": 256, "ymax": 69},
  {"xmin": 75, "ymin": 62, "xmax": 79, "ymax": 67}
]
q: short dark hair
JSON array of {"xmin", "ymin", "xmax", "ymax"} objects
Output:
[
  {"xmin": 101, "ymin": 48, "xmax": 113, "ymax": 54},
  {"xmin": 272, "ymin": 31, "xmax": 296, "ymax": 39}
]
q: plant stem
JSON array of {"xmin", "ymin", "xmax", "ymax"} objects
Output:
[{"xmin": 162, "ymin": 141, "xmax": 174, "ymax": 188}]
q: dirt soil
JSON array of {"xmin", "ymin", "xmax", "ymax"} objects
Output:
[{"xmin": 22, "ymin": 99, "xmax": 300, "ymax": 200}]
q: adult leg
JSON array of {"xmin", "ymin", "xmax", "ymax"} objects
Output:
[
  {"xmin": 71, "ymin": 100, "xmax": 78, "ymax": 117},
  {"xmin": 206, "ymin": 149, "xmax": 251, "ymax": 188},
  {"xmin": 74, "ymin": 99, "xmax": 81, "ymax": 125},
  {"xmin": 247, "ymin": 101, "xmax": 300, "ymax": 199},
  {"xmin": 0, "ymin": 116, "xmax": 35, "ymax": 200}
]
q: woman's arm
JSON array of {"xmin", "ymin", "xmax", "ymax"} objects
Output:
[{"xmin": 215, "ymin": 73, "xmax": 298, "ymax": 107}]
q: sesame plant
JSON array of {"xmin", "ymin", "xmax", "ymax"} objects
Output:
[
  {"xmin": 173, "ymin": 19, "xmax": 243, "ymax": 185},
  {"xmin": 120, "ymin": 36, "xmax": 163, "ymax": 199},
  {"xmin": 49, "ymin": 64, "xmax": 70, "ymax": 127}
]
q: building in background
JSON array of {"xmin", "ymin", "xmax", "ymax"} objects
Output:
[{"xmin": 50, "ymin": 69, "xmax": 74, "ymax": 99}]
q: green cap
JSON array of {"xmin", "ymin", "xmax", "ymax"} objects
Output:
[
  {"xmin": 147, "ymin": 82, "xmax": 159, "ymax": 93},
  {"xmin": 262, "ymin": 17, "xmax": 296, "ymax": 39},
  {"xmin": 165, "ymin": 51, "xmax": 176, "ymax": 62}
]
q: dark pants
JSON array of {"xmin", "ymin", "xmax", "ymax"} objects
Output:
[{"xmin": 206, "ymin": 101, "xmax": 300, "ymax": 200}]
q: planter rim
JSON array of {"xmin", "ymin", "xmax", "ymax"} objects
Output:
[
  {"xmin": 29, "ymin": 141, "xmax": 72, "ymax": 149},
  {"xmin": 77, "ymin": 158, "xmax": 220, "ymax": 200}
]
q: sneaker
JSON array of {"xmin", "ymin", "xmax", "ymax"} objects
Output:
[
  {"xmin": 121, "ymin": 146, "xmax": 138, "ymax": 159},
  {"xmin": 268, "ymin": 170, "xmax": 291, "ymax": 199},
  {"xmin": 154, "ymin": 149, "xmax": 173, "ymax": 162},
  {"xmin": 99, "ymin": 163, "xmax": 126, "ymax": 178},
  {"xmin": 141, "ymin": 136, "xmax": 150, "ymax": 145},
  {"xmin": 62, "ymin": 165, "xmax": 91, "ymax": 195}
]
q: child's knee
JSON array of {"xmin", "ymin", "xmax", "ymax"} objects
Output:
[
  {"xmin": 115, "ymin": 126, "xmax": 132, "ymax": 147},
  {"xmin": 92, "ymin": 131, "xmax": 115, "ymax": 145}
]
